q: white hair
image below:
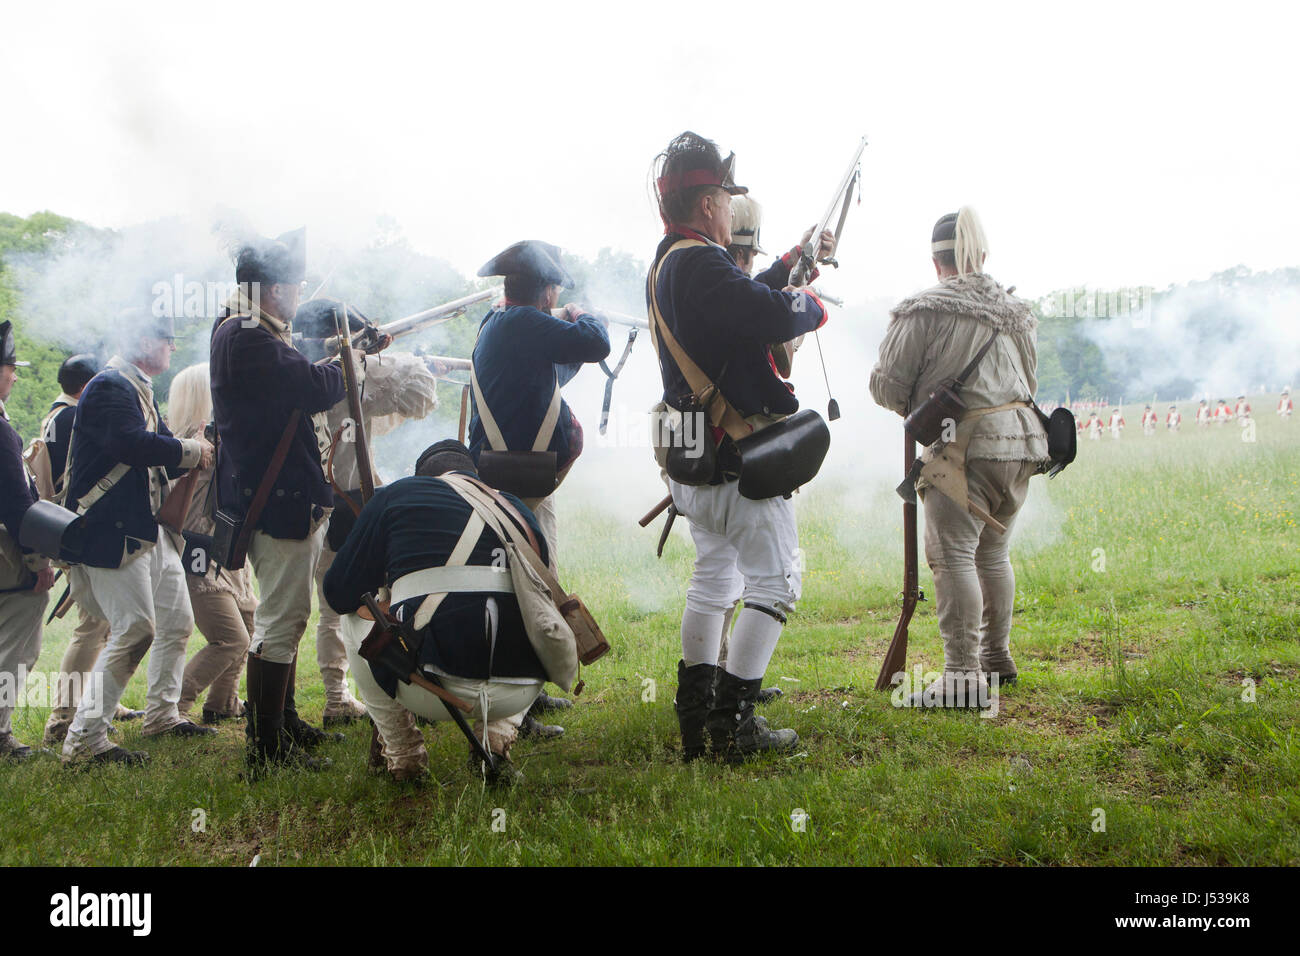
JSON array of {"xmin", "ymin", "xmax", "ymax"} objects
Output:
[
  {"xmin": 953, "ymin": 205, "xmax": 989, "ymax": 276},
  {"xmin": 166, "ymin": 363, "xmax": 211, "ymax": 439}
]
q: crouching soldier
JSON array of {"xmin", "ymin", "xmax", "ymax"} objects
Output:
[
  {"xmin": 648, "ymin": 132, "xmax": 829, "ymax": 761},
  {"xmin": 210, "ymin": 231, "xmax": 346, "ymax": 773},
  {"xmin": 0, "ymin": 321, "xmax": 57, "ymax": 760},
  {"xmin": 870, "ymin": 208, "xmax": 1049, "ymax": 707},
  {"xmin": 61, "ymin": 311, "xmax": 217, "ymax": 766},
  {"xmin": 323, "ymin": 440, "xmax": 559, "ymax": 785}
]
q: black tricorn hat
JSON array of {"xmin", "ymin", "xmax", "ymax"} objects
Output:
[
  {"xmin": 0, "ymin": 320, "xmax": 30, "ymax": 367},
  {"xmin": 476, "ymin": 240, "xmax": 574, "ymax": 289},
  {"xmin": 236, "ymin": 227, "xmax": 307, "ymax": 287}
]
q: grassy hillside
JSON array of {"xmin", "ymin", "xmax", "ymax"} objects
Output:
[{"xmin": 1, "ymin": 399, "xmax": 1296, "ymax": 866}]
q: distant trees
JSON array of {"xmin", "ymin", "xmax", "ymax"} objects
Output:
[{"xmin": 4, "ymin": 209, "xmax": 1294, "ymax": 436}]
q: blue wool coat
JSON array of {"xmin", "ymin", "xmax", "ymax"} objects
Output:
[
  {"xmin": 0, "ymin": 414, "xmax": 39, "ymax": 591},
  {"xmin": 42, "ymin": 401, "xmax": 76, "ymax": 492},
  {"xmin": 0, "ymin": 415, "xmax": 36, "ymax": 542},
  {"xmin": 65, "ymin": 369, "xmax": 190, "ymax": 569},
  {"xmin": 210, "ymin": 315, "xmax": 344, "ymax": 540},
  {"xmin": 467, "ymin": 305, "xmax": 610, "ymax": 471},
  {"xmin": 648, "ymin": 230, "xmax": 826, "ymax": 419},
  {"xmin": 323, "ymin": 474, "xmax": 549, "ymax": 688}
]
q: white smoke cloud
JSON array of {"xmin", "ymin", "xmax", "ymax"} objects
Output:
[{"xmin": 1082, "ymin": 270, "xmax": 1300, "ymax": 400}]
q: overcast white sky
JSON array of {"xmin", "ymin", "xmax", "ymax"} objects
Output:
[{"xmin": 2, "ymin": 0, "xmax": 1296, "ymax": 303}]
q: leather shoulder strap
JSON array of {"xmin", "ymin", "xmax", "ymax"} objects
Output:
[
  {"xmin": 647, "ymin": 240, "xmax": 751, "ymax": 442},
  {"xmin": 232, "ymin": 409, "xmax": 302, "ymax": 555}
]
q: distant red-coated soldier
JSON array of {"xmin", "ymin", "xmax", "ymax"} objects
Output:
[
  {"xmin": 1108, "ymin": 407, "xmax": 1125, "ymax": 439},
  {"xmin": 1140, "ymin": 405, "xmax": 1158, "ymax": 436},
  {"xmin": 1087, "ymin": 412, "xmax": 1102, "ymax": 440}
]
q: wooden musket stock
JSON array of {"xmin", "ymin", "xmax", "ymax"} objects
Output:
[
  {"xmin": 639, "ymin": 493, "xmax": 673, "ymax": 528},
  {"xmin": 875, "ymin": 431, "xmax": 919, "ymax": 691}
]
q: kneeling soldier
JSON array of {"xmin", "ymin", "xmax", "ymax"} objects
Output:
[
  {"xmin": 62, "ymin": 311, "xmax": 217, "ymax": 765},
  {"xmin": 323, "ymin": 440, "xmax": 555, "ymax": 785}
]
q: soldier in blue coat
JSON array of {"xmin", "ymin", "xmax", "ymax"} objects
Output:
[
  {"xmin": 61, "ymin": 311, "xmax": 216, "ymax": 766},
  {"xmin": 0, "ymin": 321, "xmax": 56, "ymax": 760},
  {"xmin": 210, "ymin": 231, "xmax": 346, "ymax": 773},
  {"xmin": 467, "ymin": 240, "xmax": 610, "ymax": 565},
  {"xmin": 467, "ymin": 241, "xmax": 609, "ymax": 729},
  {"xmin": 648, "ymin": 132, "xmax": 828, "ymax": 762},
  {"xmin": 39, "ymin": 354, "xmax": 148, "ymax": 746},
  {"xmin": 324, "ymin": 440, "xmax": 553, "ymax": 784}
]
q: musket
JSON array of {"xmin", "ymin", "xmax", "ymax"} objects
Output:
[
  {"xmin": 359, "ymin": 592, "xmax": 497, "ymax": 774},
  {"xmin": 550, "ymin": 306, "xmax": 648, "ymax": 330},
  {"xmin": 333, "ymin": 302, "xmax": 377, "ymax": 504},
  {"xmin": 417, "ymin": 354, "xmax": 473, "ymax": 375},
  {"xmin": 46, "ymin": 572, "xmax": 73, "ymax": 625},
  {"xmin": 788, "ymin": 135, "xmax": 868, "ymax": 422},
  {"xmin": 639, "ymin": 493, "xmax": 673, "ymax": 528},
  {"xmin": 875, "ymin": 431, "xmax": 923, "ymax": 691},
  {"xmin": 315, "ymin": 288, "xmax": 502, "ymax": 357},
  {"xmin": 380, "ymin": 287, "xmax": 502, "ymax": 341}
]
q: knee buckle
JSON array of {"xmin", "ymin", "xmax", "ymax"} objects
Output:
[{"xmin": 745, "ymin": 603, "xmax": 787, "ymax": 626}]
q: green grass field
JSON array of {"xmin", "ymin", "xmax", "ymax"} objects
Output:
[{"xmin": 3, "ymin": 399, "xmax": 1297, "ymax": 866}]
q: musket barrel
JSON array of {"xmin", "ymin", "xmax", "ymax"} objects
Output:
[
  {"xmin": 420, "ymin": 354, "xmax": 473, "ymax": 373},
  {"xmin": 380, "ymin": 287, "xmax": 502, "ymax": 340},
  {"xmin": 551, "ymin": 306, "xmax": 648, "ymax": 330}
]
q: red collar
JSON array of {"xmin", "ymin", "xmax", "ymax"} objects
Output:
[{"xmin": 665, "ymin": 225, "xmax": 712, "ymax": 244}]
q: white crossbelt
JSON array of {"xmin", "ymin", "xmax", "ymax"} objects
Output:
[{"xmin": 391, "ymin": 565, "xmax": 515, "ymax": 607}]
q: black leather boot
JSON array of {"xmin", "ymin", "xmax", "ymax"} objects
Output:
[
  {"xmin": 245, "ymin": 655, "xmax": 329, "ymax": 776},
  {"xmin": 675, "ymin": 659, "xmax": 717, "ymax": 762},
  {"xmin": 518, "ymin": 712, "xmax": 564, "ymax": 740},
  {"xmin": 529, "ymin": 692, "xmax": 573, "ymax": 714},
  {"xmin": 283, "ymin": 658, "xmax": 344, "ymax": 748},
  {"xmin": 707, "ymin": 669, "xmax": 799, "ymax": 762},
  {"xmin": 756, "ymin": 686, "xmax": 783, "ymax": 705}
]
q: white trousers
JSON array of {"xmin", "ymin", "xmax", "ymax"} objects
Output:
[
  {"xmin": 670, "ymin": 480, "xmax": 802, "ymax": 616},
  {"xmin": 0, "ymin": 589, "xmax": 47, "ymax": 741},
  {"xmin": 519, "ymin": 492, "xmax": 558, "ymax": 570},
  {"xmin": 340, "ymin": 613, "xmax": 541, "ymax": 773},
  {"xmin": 65, "ymin": 533, "xmax": 195, "ymax": 755},
  {"xmin": 248, "ymin": 525, "xmax": 325, "ymax": 664}
]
